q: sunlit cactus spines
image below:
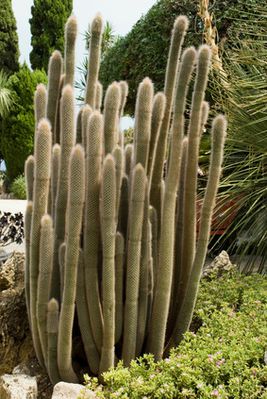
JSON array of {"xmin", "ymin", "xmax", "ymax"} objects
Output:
[
  {"xmin": 64, "ymin": 16, "xmax": 78, "ymax": 86},
  {"xmin": 26, "ymin": 12, "xmax": 227, "ymax": 384}
]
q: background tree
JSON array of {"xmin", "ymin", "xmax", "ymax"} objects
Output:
[
  {"xmin": 29, "ymin": 0, "xmax": 73, "ymax": 71},
  {"xmin": 100, "ymin": 0, "xmax": 266, "ymax": 115},
  {"xmin": 0, "ymin": 0, "xmax": 19, "ymax": 74},
  {"xmin": 0, "ymin": 64, "xmax": 47, "ymax": 182}
]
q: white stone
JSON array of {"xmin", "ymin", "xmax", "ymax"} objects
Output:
[
  {"xmin": 52, "ymin": 382, "xmax": 95, "ymax": 399},
  {"xmin": 0, "ymin": 374, "xmax": 37, "ymax": 399}
]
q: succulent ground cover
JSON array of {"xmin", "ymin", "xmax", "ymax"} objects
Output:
[{"xmin": 80, "ymin": 270, "xmax": 267, "ymax": 399}]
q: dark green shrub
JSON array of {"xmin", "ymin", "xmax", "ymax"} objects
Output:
[
  {"xmin": 81, "ymin": 271, "xmax": 267, "ymax": 398},
  {"xmin": 100, "ymin": 0, "xmax": 266, "ymax": 115},
  {"xmin": 1, "ymin": 64, "xmax": 47, "ymax": 181},
  {"xmin": 11, "ymin": 174, "xmax": 26, "ymax": 199}
]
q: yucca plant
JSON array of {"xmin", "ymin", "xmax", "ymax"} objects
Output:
[{"xmin": 207, "ymin": 5, "xmax": 267, "ymax": 273}]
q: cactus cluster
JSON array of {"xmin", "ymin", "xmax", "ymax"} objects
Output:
[{"xmin": 25, "ymin": 13, "xmax": 227, "ymax": 384}]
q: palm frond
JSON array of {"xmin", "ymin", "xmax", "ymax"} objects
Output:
[
  {"xmin": 0, "ymin": 70, "xmax": 15, "ymax": 118},
  {"xmin": 205, "ymin": 6, "xmax": 267, "ymax": 272}
]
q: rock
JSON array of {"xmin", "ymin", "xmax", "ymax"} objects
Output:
[
  {"xmin": 0, "ymin": 248, "xmax": 11, "ymax": 265},
  {"xmin": 0, "ymin": 373, "xmax": 37, "ymax": 399},
  {"xmin": 0, "ymin": 252, "xmax": 53, "ymax": 398},
  {"xmin": 0, "ymin": 251, "xmax": 24, "ymax": 291},
  {"xmin": 12, "ymin": 359, "xmax": 53, "ymax": 399},
  {"xmin": 0, "ymin": 252, "xmax": 16, "ymax": 290},
  {"xmin": 52, "ymin": 382, "xmax": 96, "ymax": 399},
  {"xmin": 203, "ymin": 251, "xmax": 236, "ymax": 279},
  {"xmin": 13, "ymin": 364, "xmax": 32, "ymax": 376},
  {"xmin": 0, "ymin": 252, "xmax": 35, "ymax": 375}
]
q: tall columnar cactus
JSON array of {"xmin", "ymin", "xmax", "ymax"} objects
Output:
[
  {"xmin": 46, "ymin": 51, "xmax": 63, "ymax": 142},
  {"xmin": 99, "ymin": 155, "xmax": 116, "ymax": 374},
  {"xmin": 85, "ymin": 14, "xmax": 103, "ymax": 108},
  {"xmin": 150, "ymin": 16, "xmax": 188, "ymax": 227},
  {"xmin": 29, "ymin": 119, "xmax": 52, "ymax": 368},
  {"xmin": 64, "ymin": 16, "xmax": 78, "ymax": 87},
  {"xmin": 37, "ymin": 214, "xmax": 54, "ymax": 367},
  {"xmin": 83, "ymin": 111, "xmax": 104, "ymax": 352},
  {"xmin": 147, "ymin": 46, "xmax": 197, "ymax": 360},
  {"xmin": 26, "ymin": 13, "xmax": 227, "ymax": 384},
  {"xmin": 103, "ymin": 82, "xmax": 121, "ymax": 155}
]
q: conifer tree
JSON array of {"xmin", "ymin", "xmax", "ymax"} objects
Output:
[
  {"xmin": 0, "ymin": 0, "xmax": 19, "ymax": 74},
  {"xmin": 29, "ymin": 0, "xmax": 73, "ymax": 71}
]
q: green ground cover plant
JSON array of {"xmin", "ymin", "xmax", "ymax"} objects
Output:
[{"xmin": 80, "ymin": 270, "xmax": 267, "ymax": 398}]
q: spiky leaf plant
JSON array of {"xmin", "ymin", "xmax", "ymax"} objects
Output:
[
  {"xmin": 0, "ymin": 70, "xmax": 14, "ymax": 118},
  {"xmin": 207, "ymin": 5, "xmax": 267, "ymax": 273}
]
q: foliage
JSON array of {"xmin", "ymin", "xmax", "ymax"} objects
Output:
[
  {"xmin": 0, "ymin": 64, "xmax": 47, "ymax": 181},
  {"xmin": 206, "ymin": 5, "xmax": 267, "ymax": 272},
  {"xmin": 11, "ymin": 174, "xmax": 26, "ymax": 199},
  {"xmin": 29, "ymin": 0, "xmax": 73, "ymax": 71},
  {"xmin": 0, "ymin": 70, "xmax": 15, "ymax": 118},
  {"xmin": 80, "ymin": 271, "xmax": 267, "ymax": 398},
  {"xmin": 0, "ymin": 211, "xmax": 24, "ymax": 246},
  {"xmin": 0, "ymin": 0, "xmax": 19, "ymax": 74},
  {"xmin": 99, "ymin": 0, "xmax": 266, "ymax": 115}
]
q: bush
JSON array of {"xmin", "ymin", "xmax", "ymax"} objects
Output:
[
  {"xmin": 100, "ymin": 0, "xmax": 266, "ymax": 115},
  {"xmin": 0, "ymin": 64, "xmax": 47, "ymax": 181},
  {"xmin": 81, "ymin": 271, "xmax": 267, "ymax": 398},
  {"xmin": 11, "ymin": 174, "xmax": 26, "ymax": 199}
]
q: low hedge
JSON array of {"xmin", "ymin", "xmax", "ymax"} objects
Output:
[{"xmin": 81, "ymin": 270, "xmax": 267, "ymax": 398}]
